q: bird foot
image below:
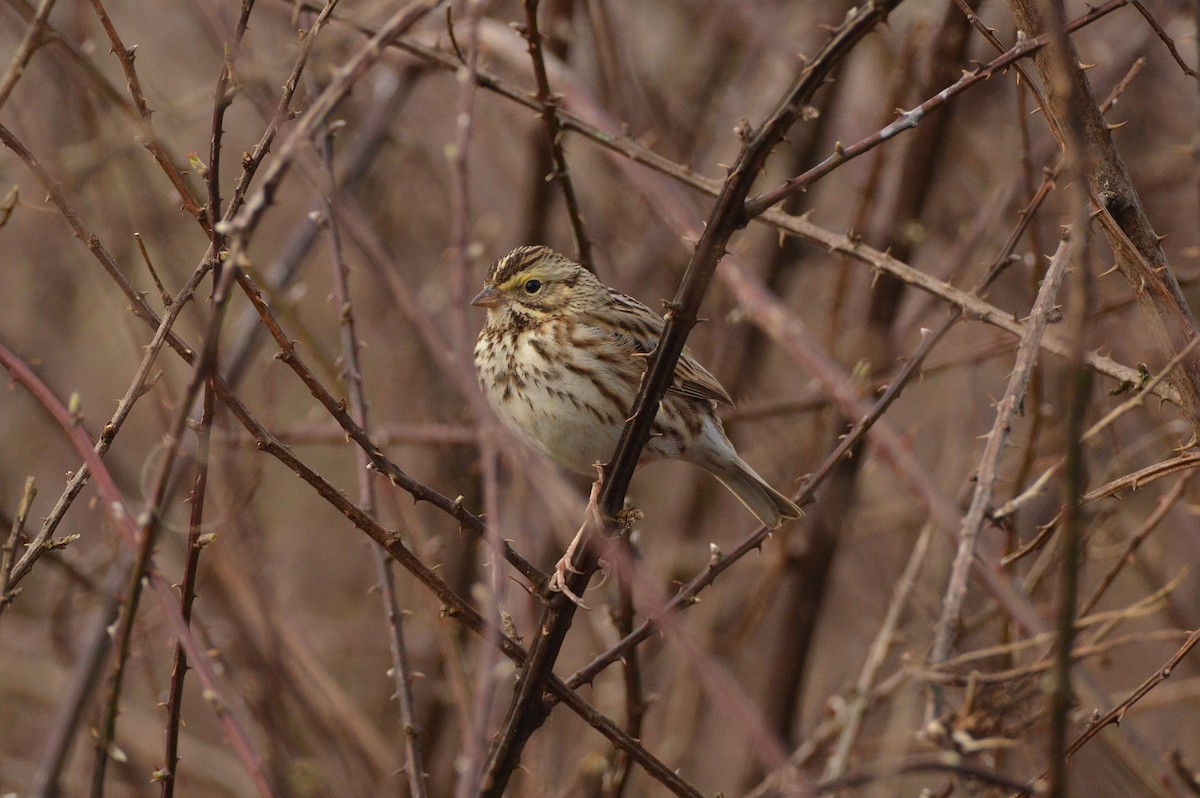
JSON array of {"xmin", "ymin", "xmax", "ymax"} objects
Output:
[{"xmin": 549, "ymin": 529, "xmax": 590, "ymax": 608}]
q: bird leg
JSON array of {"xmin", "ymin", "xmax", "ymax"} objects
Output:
[
  {"xmin": 548, "ymin": 481, "xmax": 645, "ymax": 606},
  {"xmin": 548, "ymin": 478, "xmax": 608, "ymax": 608}
]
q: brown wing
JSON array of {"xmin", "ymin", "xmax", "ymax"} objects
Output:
[
  {"xmin": 674, "ymin": 349, "xmax": 734, "ymax": 405},
  {"xmin": 605, "ymin": 291, "xmax": 734, "ymax": 406}
]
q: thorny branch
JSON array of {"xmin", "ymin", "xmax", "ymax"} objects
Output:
[
  {"xmin": 0, "ymin": 0, "xmax": 58, "ymax": 110},
  {"xmin": 321, "ymin": 132, "xmax": 429, "ymax": 798},
  {"xmin": 479, "ymin": 6, "xmax": 905, "ymax": 794},
  {"xmin": 1009, "ymin": 0, "xmax": 1200, "ymax": 425},
  {"xmin": 2, "ymin": 3, "xmax": 1200, "ymax": 792},
  {"xmin": 927, "ymin": 234, "xmax": 1075, "ymax": 699},
  {"xmin": 0, "ymin": 342, "xmax": 275, "ymax": 797},
  {"xmin": 741, "ymin": 0, "xmax": 1128, "ymax": 218},
  {"xmin": 288, "ymin": 0, "xmax": 1171, "ymax": 402},
  {"xmin": 519, "ymin": 0, "xmax": 593, "ymax": 272},
  {"xmin": 87, "ymin": 0, "xmax": 209, "ymax": 227}
]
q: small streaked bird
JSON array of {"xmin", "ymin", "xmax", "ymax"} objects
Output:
[{"xmin": 471, "ymin": 246, "xmax": 800, "ymax": 546}]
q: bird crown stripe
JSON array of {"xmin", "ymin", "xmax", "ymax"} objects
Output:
[{"xmin": 487, "ymin": 245, "xmax": 552, "ymax": 284}]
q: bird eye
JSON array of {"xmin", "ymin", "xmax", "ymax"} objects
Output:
[{"xmin": 524, "ymin": 279, "xmax": 542, "ymax": 294}]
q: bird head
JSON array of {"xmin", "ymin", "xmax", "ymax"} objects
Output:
[{"xmin": 471, "ymin": 246, "xmax": 596, "ymax": 322}]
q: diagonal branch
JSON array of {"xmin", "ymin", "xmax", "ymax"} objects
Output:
[
  {"xmin": 742, "ymin": 0, "xmax": 1128, "ymax": 218},
  {"xmin": 285, "ymin": 0, "xmax": 1171, "ymax": 402},
  {"xmin": 0, "ymin": 25, "xmax": 708, "ymax": 798},
  {"xmin": 927, "ymin": 233, "xmax": 1075, "ymax": 680},
  {"xmin": 519, "ymin": 0, "xmax": 593, "ymax": 271},
  {"xmin": 0, "ymin": 342, "xmax": 275, "ymax": 798},
  {"xmin": 1008, "ymin": 0, "xmax": 1200, "ymax": 424},
  {"xmin": 0, "ymin": 0, "xmax": 58, "ymax": 110},
  {"xmin": 208, "ymin": 380, "xmax": 706, "ymax": 798},
  {"xmin": 87, "ymin": 0, "xmax": 209, "ymax": 227},
  {"xmin": 322, "ymin": 131, "xmax": 429, "ymax": 798},
  {"xmin": 478, "ymin": 4, "xmax": 905, "ymax": 795}
]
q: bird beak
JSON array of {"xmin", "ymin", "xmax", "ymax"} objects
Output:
[{"xmin": 470, "ymin": 285, "xmax": 505, "ymax": 309}]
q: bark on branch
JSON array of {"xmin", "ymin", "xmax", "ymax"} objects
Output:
[{"xmin": 1007, "ymin": 0, "xmax": 1200, "ymax": 425}]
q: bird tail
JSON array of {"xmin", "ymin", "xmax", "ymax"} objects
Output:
[{"xmin": 702, "ymin": 454, "xmax": 801, "ymax": 529}]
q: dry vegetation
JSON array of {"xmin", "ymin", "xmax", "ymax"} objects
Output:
[{"xmin": 2, "ymin": 0, "xmax": 1200, "ymax": 796}]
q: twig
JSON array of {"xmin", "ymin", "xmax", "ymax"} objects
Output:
[
  {"xmin": 1131, "ymin": 0, "xmax": 1199, "ymax": 79},
  {"xmin": 0, "ymin": 0, "xmax": 59, "ymax": 110},
  {"xmin": 519, "ymin": 0, "xmax": 593, "ymax": 271},
  {"xmin": 602, "ymin": 536, "xmax": 646, "ymax": 798},
  {"xmin": 133, "ymin": 233, "xmax": 173, "ymax": 308},
  {"xmin": 478, "ymin": 7, "xmax": 905, "ymax": 794},
  {"xmin": 0, "ymin": 477, "xmax": 36, "ymax": 612},
  {"xmin": 322, "ymin": 129, "xmax": 428, "ymax": 798},
  {"xmin": 0, "ymin": 342, "xmax": 274, "ymax": 797},
  {"xmin": 87, "ymin": 0, "xmax": 209, "ymax": 227},
  {"xmin": 1088, "ymin": 452, "xmax": 1200, "ymax": 500},
  {"xmin": 927, "ymin": 233, "xmax": 1075, "ymax": 701},
  {"xmin": 824, "ymin": 523, "xmax": 933, "ymax": 779},
  {"xmin": 1079, "ymin": 474, "xmax": 1192, "ymax": 616},
  {"xmin": 204, "ymin": 0, "xmax": 255, "ymax": 241},
  {"xmin": 159, "ymin": 382, "xmax": 215, "ymax": 798}
]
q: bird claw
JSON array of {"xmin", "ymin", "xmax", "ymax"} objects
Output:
[
  {"xmin": 549, "ymin": 525, "xmax": 591, "ymax": 608},
  {"xmin": 592, "ymin": 557, "xmax": 611, "ymax": 589},
  {"xmin": 550, "ymin": 555, "xmax": 590, "ymax": 609}
]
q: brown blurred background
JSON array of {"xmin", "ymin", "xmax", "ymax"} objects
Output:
[{"xmin": 2, "ymin": 0, "xmax": 1200, "ymax": 796}]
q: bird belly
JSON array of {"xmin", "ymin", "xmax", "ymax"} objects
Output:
[
  {"xmin": 478, "ymin": 327, "xmax": 645, "ymax": 473},
  {"xmin": 489, "ymin": 362, "xmax": 627, "ymax": 474},
  {"xmin": 477, "ymin": 323, "xmax": 699, "ymax": 474}
]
